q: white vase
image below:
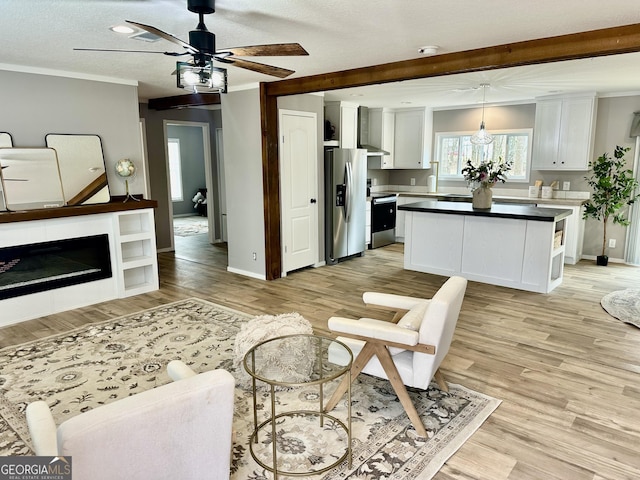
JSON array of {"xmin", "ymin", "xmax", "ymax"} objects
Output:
[{"xmin": 472, "ymin": 186, "xmax": 493, "ymax": 209}]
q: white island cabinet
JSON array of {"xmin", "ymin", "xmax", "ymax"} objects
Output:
[{"xmin": 400, "ymin": 201, "xmax": 572, "ymax": 293}]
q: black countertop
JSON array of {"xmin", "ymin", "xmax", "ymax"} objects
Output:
[{"xmin": 398, "ymin": 200, "xmax": 573, "ymax": 222}]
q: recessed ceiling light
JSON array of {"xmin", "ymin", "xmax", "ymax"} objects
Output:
[{"xmin": 110, "ymin": 25, "xmax": 135, "ymax": 34}]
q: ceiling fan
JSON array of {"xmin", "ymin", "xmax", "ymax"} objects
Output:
[{"xmin": 75, "ymin": 0, "xmax": 308, "ymax": 92}]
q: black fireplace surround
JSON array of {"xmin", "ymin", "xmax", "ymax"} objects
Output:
[{"xmin": 0, "ymin": 234, "xmax": 112, "ymax": 300}]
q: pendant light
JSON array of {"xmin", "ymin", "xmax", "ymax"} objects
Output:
[{"xmin": 470, "ymin": 83, "xmax": 493, "ymax": 145}]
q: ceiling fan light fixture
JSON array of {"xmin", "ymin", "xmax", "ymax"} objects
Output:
[
  {"xmin": 177, "ymin": 60, "xmax": 227, "ymax": 94},
  {"xmin": 470, "ymin": 83, "xmax": 493, "ymax": 145}
]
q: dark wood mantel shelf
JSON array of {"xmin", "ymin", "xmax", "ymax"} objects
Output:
[{"xmin": 0, "ymin": 197, "xmax": 158, "ymax": 224}]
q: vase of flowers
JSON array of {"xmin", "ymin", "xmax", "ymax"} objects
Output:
[{"xmin": 461, "ymin": 158, "xmax": 513, "ymax": 209}]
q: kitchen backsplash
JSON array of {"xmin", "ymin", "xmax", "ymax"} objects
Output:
[{"xmin": 370, "ymin": 184, "xmax": 590, "ymax": 200}]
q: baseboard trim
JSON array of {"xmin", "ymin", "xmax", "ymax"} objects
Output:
[
  {"xmin": 580, "ymin": 254, "xmax": 626, "ymax": 264},
  {"xmin": 227, "ymin": 266, "xmax": 266, "ymax": 281}
]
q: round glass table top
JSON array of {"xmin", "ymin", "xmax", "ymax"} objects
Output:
[{"xmin": 243, "ymin": 334, "xmax": 352, "ymax": 386}]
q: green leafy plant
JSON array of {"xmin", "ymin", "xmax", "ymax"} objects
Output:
[{"xmin": 583, "ymin": 145, "xmax": 639, "ymax": 258}]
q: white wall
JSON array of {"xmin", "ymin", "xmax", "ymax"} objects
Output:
[
  {"xmin": 221, "ymin": 88, "xmax": 266, "ymax": 279},
  {"xmin": 0, "ymin": 69, "xmax": 143, "ymax": 197}
]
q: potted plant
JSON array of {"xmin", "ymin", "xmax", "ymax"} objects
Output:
[{"xmin": 583, "ymin": 145, "xmax": 639, "ymax": 266}]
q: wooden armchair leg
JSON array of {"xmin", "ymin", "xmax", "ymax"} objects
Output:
[
  {"xmin": 373, "ymin": 343, "xmax": 428, "ymax": 438},
  {"xmin": 434, "ymin": 368, "xmax": 449, "ymax": 393},
  {"xmin": 325, "ymin": 342, "xmax": 376, "ymax": 412}
]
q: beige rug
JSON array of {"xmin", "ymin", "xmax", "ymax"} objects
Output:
[
  {"xmin": 0, "ymin": 298, "xmax": 500, "ymax": 479},
  {"xmin": 173, "ymin": 216, "xmax": 209, "ymax": 237},
  {"xmin": 601, "ymin": 288, "xmax": 640, "ymax": 328}
]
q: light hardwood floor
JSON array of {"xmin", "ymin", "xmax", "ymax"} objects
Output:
[{"xmin": 2, "ymin": 238, "xmax": 640, "ymax": 479}]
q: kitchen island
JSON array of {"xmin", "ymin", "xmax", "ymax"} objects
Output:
[{"xmin": 398, "ymin": 201, "xmax": 572, "ymax": 293}]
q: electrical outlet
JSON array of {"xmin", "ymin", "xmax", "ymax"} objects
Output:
[
  {"xmin": 410, "ymin": 178, "xmax": 416, "ymax": 186},
  {"xmin": 563, "ymin": 181, "xmax": 570, "ymax": 191},
  {"xmin": 252, "ymin": 252, "xmax": 257, "ymax": 260},
  {"xmin": 372, "ymin": 178, "xmax": 378, "ymax": 186},
  {"xmin": 609, "ymin": 239, "xmax": 616, "ymax": 248}
]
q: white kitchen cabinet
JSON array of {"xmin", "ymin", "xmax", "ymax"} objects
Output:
[
  {"xmin": 532, "ymin": 95, "xmax": 597, "ymax": 171},
  {"xmin": 368, "ymin": 108, "xmax": 395, "ymax": 169},
  {"xmin": 395, "ymin": 196, "xmax": 435, "ymax": 242},
  {"xmin": 324, "ymin": 101, "xmax": 359, "ymax": 149},
  {"xmin": 544, "ymin": 204, "xmax": 584, "ymax": 264},
  {"xmin": 403, "ymin": 207, "xmax": 568, "ymax": 293},
  {"xmin": 393, "ymin": 107, "xmax": 432, "ymax": 169}
]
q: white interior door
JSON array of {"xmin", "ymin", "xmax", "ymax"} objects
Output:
[{"xmin": 279, "ymin": 110, "xmax": 318, "ymax": 275}]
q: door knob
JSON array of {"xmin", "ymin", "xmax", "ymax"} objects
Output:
[{"xmin": 310, "ymin": 198, "xmax": 317, "ymax": 203}]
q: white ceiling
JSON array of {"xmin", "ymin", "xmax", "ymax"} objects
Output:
[{"xmin": 2, "ymin": 0, "xmax": 640, "ymax": 108}]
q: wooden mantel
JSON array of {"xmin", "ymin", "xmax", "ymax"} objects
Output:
[{"xmin": 0, "ymin": 197, "xmax": 158, "ymax": 224}]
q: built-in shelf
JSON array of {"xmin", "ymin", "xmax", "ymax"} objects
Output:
[{"xmin": 115, "ymin": 209, "xmax": 158, "ymax": 298}]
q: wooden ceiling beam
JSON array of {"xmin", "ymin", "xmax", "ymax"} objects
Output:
[
  {"xmin": 265, "ymin": 23, "xmax": 640, "ymax": 97},
  {"xmin": 147, "ymin": 93, "xmax": 221, "ymax": 110}
]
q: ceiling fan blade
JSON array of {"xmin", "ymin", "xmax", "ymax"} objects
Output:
[
  {"xmin": 74, "ymin": 48, "xmax": 188, "ymax": 57},
  {"xmin": 218, "ymin": 43, "xmax": 309, "ymax": 57},
  {"xmin": 221, "ymin": 57, "xmax": 295, "ymax": 78},
  {"xmin": 126, "ymin": 20, "xmax": 198, "ymax": 54}
]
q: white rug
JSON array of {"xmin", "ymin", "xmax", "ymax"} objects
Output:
[
  {"xmin": 0, "ymin": 298, "xmax": 500, "ymax": 479},
  {"xmin": 601, "ymin": 288, "xmax": 640, "ymax": 328},
  {"xmin": 173, "ymin": 217, "xmax": 208, "ymax": 237}
]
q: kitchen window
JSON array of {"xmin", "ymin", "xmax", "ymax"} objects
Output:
[{"xmin": 436, "ymin": 128, "xmax": 532, "ymax": 182}]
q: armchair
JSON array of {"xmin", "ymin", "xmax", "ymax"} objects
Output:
[
  {"xmin": 324, "ymin": 276, "xmax": 467, "ymax": 438},
  {"xmin": 26, "ymin": 361, "xmax": 235, "ymax": 480}
]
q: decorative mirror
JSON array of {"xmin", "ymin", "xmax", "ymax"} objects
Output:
[
  {"xmin": 45, "ymin": 134, "xmax": 111, "ymax": 205},
  {"xmin": 0, "ymin": 133, "xmax": 12, "ymax": 211},
  {"xmin": 0, "ymin": 133, "xmax": 12, "ymax": 148},
  {"xmin": 0, "ymin": 148, "xmax": 65, "ymax": 211}
]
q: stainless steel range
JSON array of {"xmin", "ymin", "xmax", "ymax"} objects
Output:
[{"xmin": 369, "ymin": 194, "xmax": 397, "ymax": 249}]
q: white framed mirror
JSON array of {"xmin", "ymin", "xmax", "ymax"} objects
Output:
[
  {"xmin": 0, "ymin": 133, "xmax": 12, "ymax": 148},
  {"xmin": 0, "ymin": 148, "xmax": 65, "ymax": 210},
  {"xmin": 0, "ymin": 133, "xmax": 12, "ymax": 210},
  {"xmin": 45, "ymin": 134, "xmax": 111, "ymax": 205}
]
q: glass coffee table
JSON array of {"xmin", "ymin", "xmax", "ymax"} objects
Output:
[{"xmin": 243, "ymin": 334, "xmax": 352, "ymax": 478}]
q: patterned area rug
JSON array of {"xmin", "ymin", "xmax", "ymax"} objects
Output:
[
  {"xmin": 601, "ymin": 288, "xmax": 640, "ymax": 328},
  {"xmin": 173, "ymin": 217, "xmax": 208, "ymax": 237},
  {"xmin": 0, "ymin": 299, "xmax": 500, "ymax": 479}
]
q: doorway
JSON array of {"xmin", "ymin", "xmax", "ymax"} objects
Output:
[{"xmin": 163, "ymin": 121, "xmax": 214, "ymax": 257}]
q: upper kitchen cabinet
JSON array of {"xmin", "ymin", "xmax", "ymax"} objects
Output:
[
  {"xmin": 532, "ymin": 94, "xmax": 597, "ymax": 171},
  {"xmin": 393, "ymin": 107, "xmax": 433, "ymax": 169},
  {"xmin": 324, "ymin": 101, "xmax": 359, "ymax": 149},
  {"xmin": 368, "ymin": 107, "xmax": 395, "ymax": 169}
]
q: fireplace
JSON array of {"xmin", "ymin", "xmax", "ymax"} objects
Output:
[{"xmin": 0, "ymin": 234, "xmax": 112, "ymax": 300}]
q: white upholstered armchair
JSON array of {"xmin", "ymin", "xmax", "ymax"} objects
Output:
[
  {"xmin": 325, "ymin": 276, "xmax": 467, "ymax": 438},
  {"xmin": 26, "ymin": 361, "xmax": 235, "ymax": 480}
]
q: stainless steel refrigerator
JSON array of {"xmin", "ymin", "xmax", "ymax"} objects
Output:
[{"xmin": 325, "ymin": 148, "xmax": 367, "ymax": 264}]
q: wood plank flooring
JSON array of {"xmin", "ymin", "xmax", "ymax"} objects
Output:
[{"xmin": 2, "ymin": 238, "xmax": 640, "ymax": 479}]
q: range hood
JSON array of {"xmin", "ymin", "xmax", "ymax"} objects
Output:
[{"xmin": 358, "ymin": 106, "xmax": 390, "ymax": 156}]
